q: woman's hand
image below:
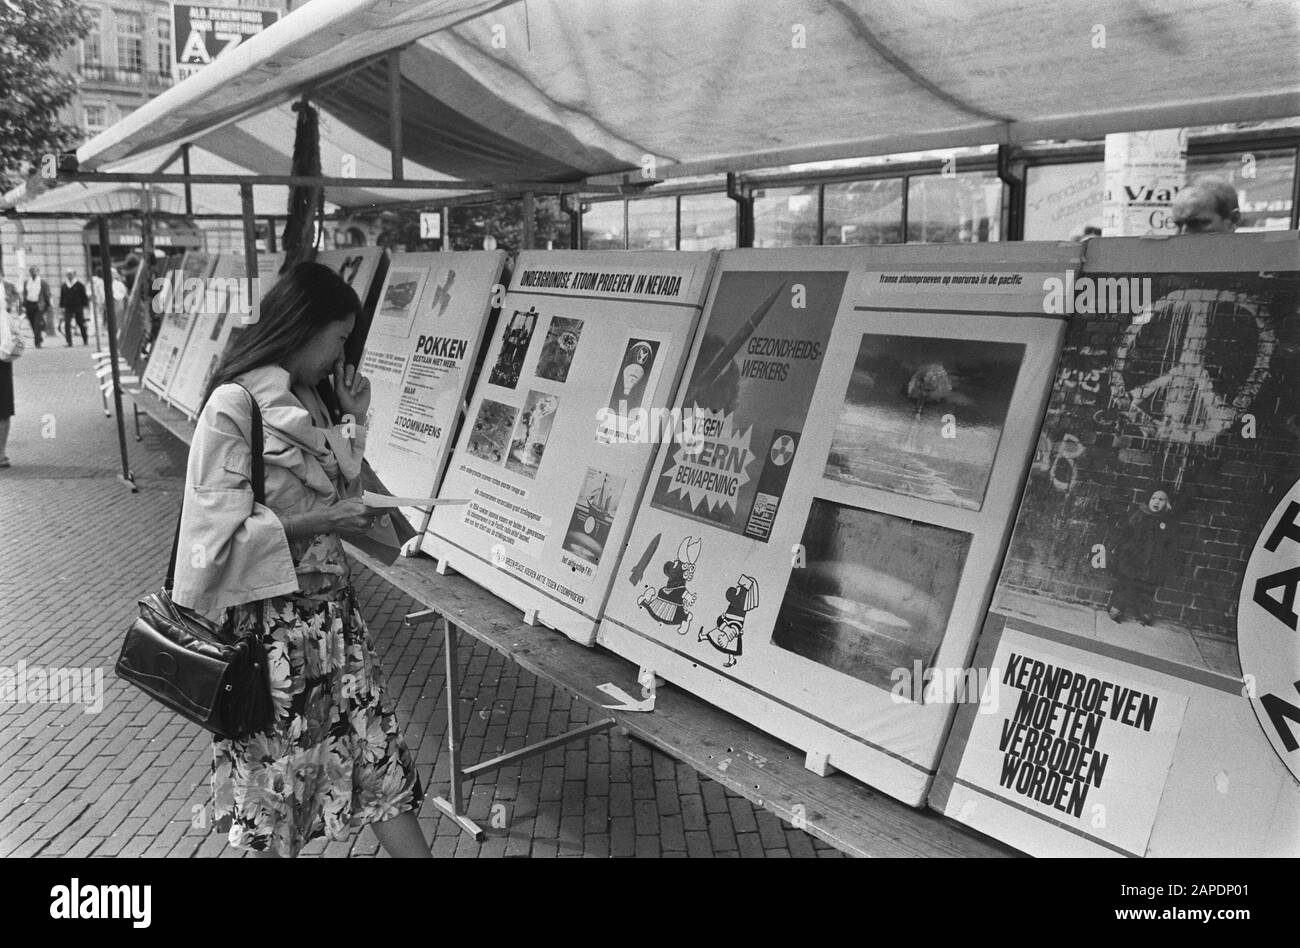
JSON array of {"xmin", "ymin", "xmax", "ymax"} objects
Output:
[
  {"xmin": 322, "ymin": 497, "xmax": 384, "ymax": 537},
  {"xmin": 333, "ymin": 357, "xmax": 371, "ymax": 420}
]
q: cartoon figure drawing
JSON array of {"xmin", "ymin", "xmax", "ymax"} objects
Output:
[
  {"xmin": 699, "ymin": 575, "xmax": 759, "ymax": 667},
  {"xmin": 637, "ymin": 536, "xmax": 701, "ymax": 634}
]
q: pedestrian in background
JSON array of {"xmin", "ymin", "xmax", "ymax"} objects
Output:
[
  {"xmin": 22, "ymin": 266, "xmax": 50, "ymax": 349},
  {"xmin": 0, "ymin": 283, "xmax": 21, "ymax": 468},
  {"xmin": 60, "ymin": 270, "xmax": 90, "ymax": 346}
]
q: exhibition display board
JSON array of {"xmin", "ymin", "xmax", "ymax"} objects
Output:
[
  {"xmin": 141, "ymin": 251, "xmax": 215, "ymax": 399},
  {"xmin": 118, "ymin": 260, "xmax": 162, "ymax": 377},
  {"xmin": 931, "ymin": 233, "xmax": 1300, "ymax": 856},
  {"xmin": 359, "ymin": 250, "xmax": 507, "ymax": 534},
  {"xmin": 597, "ymin": 244, "xmax": 1080, "ymax": 805},
  {"xmin": 424, "ymin": 250, "xmax": 717, "ymax": 645},
  {"xmin": 166, "ymin": 254, "xmax": 246, "ymax": 416},
  {"xmin": 316, "ymin": 246, "xmax": 388, "ymax": 366}
]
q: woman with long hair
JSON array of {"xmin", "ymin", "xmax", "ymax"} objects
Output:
[{"xmin": 172, "ymin": 261, "xmax": 429, "ymax": 857}]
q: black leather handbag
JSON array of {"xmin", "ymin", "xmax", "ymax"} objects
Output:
[{"xmin": 115, "ymin": 385, "xmax": 275, "ymax": 741}]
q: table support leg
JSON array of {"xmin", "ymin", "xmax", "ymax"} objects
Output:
[
  {"xmin": 429, "ymin": 617, "xmax": 484, "ymax": 839},
  {"xmin": 405, "ymin": 609, "xmax": 617, "ymax": 843}
]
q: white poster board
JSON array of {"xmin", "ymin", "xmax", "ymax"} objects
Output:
[
  {"xmin": 316, "ymin": 246, "xmax": 386, "ymax": 312},
  {"xmin": 141, "ymin": 251, "xmax": 214, "ymax": 399},
  {"xmin": 359, "ymin": 250, "xmax": 506, "ymax": 533},
  {"xmin": 932, "ymin": 233, "xmax": 1300, "ymax": 855},
  {"xmin": 425, "ymin": 250, "xmax": 717, "ymax": 644},
  {"xmin": 598, "ymin": 244, "xmax": 1077, "ymax": 805}
]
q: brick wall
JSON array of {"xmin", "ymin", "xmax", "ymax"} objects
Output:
[{"xmin": 1001, "ymin": 272, "xmax": 1300, "ymax": 640}]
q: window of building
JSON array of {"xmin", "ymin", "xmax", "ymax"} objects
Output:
[
  {"xmin": 82, "ymin": 9, "xmax": 103, "ymax": 67},
  {"xmin": 581, "ymin": 201, "xmax": 625, "ymax": 249},
  {"xmin": 906, "ymin": 172, "xmax": 1002, "ymax": 243},
  {"xmin": 1023, "ymin": 162, "xmax": 1104, "ymax": 241},
  {"xmin": 753, "ymin": 185, "xmax": 818, "ymax": 247},
  {"xmin": 627, "ymin": 197, "xmax": 676, "ymax": 250},
  {"xmin": 157, "ymin": 18, "xmax": 172, "ymax": 76},
  {"xmin": 83, "ymin": 104, "xmax": 110, "ymax": 134},
  {"xmin": 116, "ymin": 10, "xmax": 144, "ymax": 74},
  {"xmin": 823, "ymin": 178, "xmax": 904, "ymax": 245},
  {"xmin": 679, "ymin": 192, "xmax": 735, "ymax": 250},
  {"xmin": 1187, "ymin": 147, "xmax": 1296, "ymax": 232}
]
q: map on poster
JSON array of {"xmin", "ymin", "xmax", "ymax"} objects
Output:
[
  {"xmin": 424, "ymin": 251, "xmax": 716, "ymax": 644},
  {"xmin": 933, "ymin": 233, "xmax": 1300, "ymax": 856},
  {"xmin": 599, "ymin": 245, "xmax": 1077, "ymax": 805},
  {"xmin": 359, "ymin": 251, "xmax": 506, "ymax": 536},
  {"xmin": 142, "ymin": 252, "xmax": 215, "ymax": 398}
]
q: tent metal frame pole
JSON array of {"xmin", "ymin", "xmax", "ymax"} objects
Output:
[
  {"xmin": 726, "ymin": 172, "xmax": 752, "ymax": 248},
  {"xmin": 181, "ymin": 144, "xmax": 193, "ymax": 216},
  {"xmin": 996, "ymin": 144, "xmax": 1025, "ymax": 241},
  {"xmin": 387, "ymin": 48, "xmax": 404, "ymax": 182},
  {"xmin": 522, "ymin": 190, "xmax": 535, "ymax": 249},
  {"xmin": 58, "ymin": 170, "xmax": 624, "ymax": 193},
  {"xmin": 96, "ymin": 214, "xmax": 137, "ymax": 493},
  {"xmin": 240, "ymin": 184, "xmax": 259, "ymax": 280}
]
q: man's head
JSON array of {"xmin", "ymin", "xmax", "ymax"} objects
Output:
[
  {"xmin": 1171, "ymin": 177, "xmax": 1240, "ymax": 235},
  {"xmin": 65, "ymin": 270, "xmax": 75, "ymax": 281},
  {"xmin": 27, "ymin": 265, "xmax": 37, "ymax": 277}
]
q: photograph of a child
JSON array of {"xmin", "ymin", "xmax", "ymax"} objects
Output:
[{"xmin": 1108, "ymin": 489, "xmax": 1179, "ymax": 625}]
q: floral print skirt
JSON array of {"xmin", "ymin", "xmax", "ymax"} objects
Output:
[{"xmin": 210, "ymin": 581, "xmax": 423, "ymax": 857}]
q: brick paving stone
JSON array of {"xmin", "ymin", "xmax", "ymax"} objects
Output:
[
  {"xmin": 684, "ymin": 830, "xmax": 713, "ymax": 858},
  {"xmin": 0, "ymin": 348, "xmax": 840, "ymax": 860},
  {"xmin": 701, "ymin": 780, "xmax": 729, "ymax": 814},
  {"xmin": 655, "ymin": 779, "xmax": 682, "ymax": 817},
  {"xmin": 728, "ymin": 795, "xmax": 760, "ymax": 834},
  {"xmin": 659, "ymin": 814, "xmax": 687, "ymax": 853},
  {"xmin": 680, "ymin": 793, "xmax": 708, "ymax": 832},
  {"xmin": 786, "ymin": 828, "xmax": 817, "ymax": 858},
  {"xmin": 633, "ymin": 798, "xmax": 659, "ymax": 836},
  {"xmin": 737, "ymin": 832, "xmax": 766, "ymax": 858},
  {"xmin": 631, "ymin": 764, "xmax": 656, "ymax": 800},
  {"xmin": 755, "ymin": 810, "xmax": 788, "ymax": 849},
  {"xmin": 609, "ymin": 816, "xmax": 636, "ymax": 857}
]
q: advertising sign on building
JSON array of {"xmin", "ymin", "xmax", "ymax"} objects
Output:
[{"xmin": 172, "ymin": 4, "xmax": 281, "ymax": 82}]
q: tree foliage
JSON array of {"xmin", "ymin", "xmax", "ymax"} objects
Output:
[{"xmin": 0, "ymin": 0, "xmax": 91, "ymax": 191}]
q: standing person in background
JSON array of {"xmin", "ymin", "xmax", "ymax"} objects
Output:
[
  {"xmin": 1170, "ymin": 177, "xmax": 1241, "ymax": 235},
  {"xmin": 22, "ymin": 266, "xmax": 50, "ymax": 349},
  {"xmin": 59, "ymin": 270, "xmax": 90, "ymax": 346},
  {"xmin": 0, "ymin": 282, "xmax": 19, "ymax": 468},
  {"xmin": 90, "ymin": 270, "xmax": 106, "ymax": 342}
]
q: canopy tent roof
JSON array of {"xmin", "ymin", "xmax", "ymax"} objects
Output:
[{"xmin": 9, "ymin": 0, "xmax": 1300, "ymax": 214}]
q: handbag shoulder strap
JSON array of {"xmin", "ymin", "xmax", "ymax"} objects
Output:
[{"xmin": 166, "ymin": 382, "xmax": 266, "ymax": 591}]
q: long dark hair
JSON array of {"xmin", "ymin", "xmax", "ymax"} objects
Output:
[{"xmin": 204, "ymin": 261, "xmax": 361, "ymax": 403}]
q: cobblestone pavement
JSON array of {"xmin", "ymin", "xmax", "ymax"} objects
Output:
[{"xmin": 0, "ymin": 345, "xmax": 842, "ymax": 858}]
